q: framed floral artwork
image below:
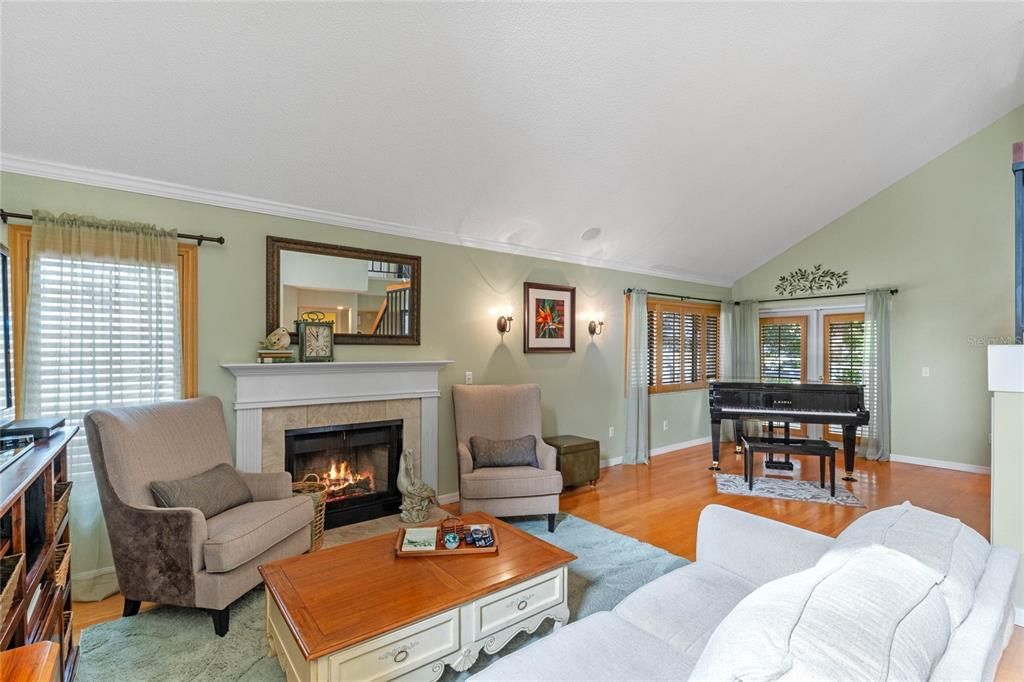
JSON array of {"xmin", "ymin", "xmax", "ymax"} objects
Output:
[{"xmin": 523, "ymin": 282, "xmax": 575, "ymax": 353}]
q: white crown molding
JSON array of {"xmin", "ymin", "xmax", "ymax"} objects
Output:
[{"xmin": 0, "ymin": 153, "xmax": 732, "ymax": 287}]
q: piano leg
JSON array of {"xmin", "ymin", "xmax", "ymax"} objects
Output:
[
  {"xmin": 842, "ymin": 424, "xmax": 858, "ymax": 482},
  {"xmin": 733, "ymin": 419, "xmax": 743, "ymax": 453},
  {"xmin": 710, "ymin": 419, "xmax": 722, "ymax": 471}
]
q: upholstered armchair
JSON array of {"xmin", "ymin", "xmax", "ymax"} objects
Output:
[
  {"xmin": 84, "ymin": 396, "xmax": 313, "ymax": 636},
  {"xmin": 452, "ymin": 384, "xmax": 563, "ymax": 532}
]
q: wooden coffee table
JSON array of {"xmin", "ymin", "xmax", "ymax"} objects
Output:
[{"xmin": 259, "ymin": 512, "xmax": 576, "ymax": 682}]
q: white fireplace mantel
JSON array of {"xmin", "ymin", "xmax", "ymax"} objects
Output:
[{"xmin": 221, "ymin": 360, "xmax": 453, "ymax": 488}]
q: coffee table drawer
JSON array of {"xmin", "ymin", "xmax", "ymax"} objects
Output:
[
  {"xmin": 326, "ymin": 608, "xmax": 459, "ymax": 681},
  {"xmin": 471, "ymin": 568, "xmax": 566, "ymax": 639}
]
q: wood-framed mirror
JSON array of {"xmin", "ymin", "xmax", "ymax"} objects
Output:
[{"xmin": 267, "ymin": 236, "xmax": 421, "ymax": 346}]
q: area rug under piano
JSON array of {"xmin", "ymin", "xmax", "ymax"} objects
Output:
[
  {"xmin": 715, "ymin": 473, "xmax": 865, "ymax": 507},
  {"xmin": 76, "ymin": 514, "xmax": 688, "ymax": 682}
]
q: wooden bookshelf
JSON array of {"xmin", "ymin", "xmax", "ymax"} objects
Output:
[{"xmin": 0, "ymin": 427, "xmax": 78, "ymax": 681}]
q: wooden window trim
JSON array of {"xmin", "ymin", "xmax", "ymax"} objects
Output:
[
  {"xmin": 647, "ymin": 299, "xmax": 720, "ymax": 395},
  {"xmin": 9, "ymin": 224, "xmax": 198, "ymax": 417},
  {"xmin": 759, "ymin": 315, "xmax": 808, "ymax": 436}
]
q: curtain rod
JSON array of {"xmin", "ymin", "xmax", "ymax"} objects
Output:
[
  {"xmin": 623, "ymin": 288, "xmax": 722, "ymax": 304},
  {"xmin": 753, "ymin": 289, "xmax": 898, "ymax": 304},
  {"xmin": 0, "ymin": 210, "xmax": 226, "ymax": 246},
  {"xmin": 624, "ymin": 287, "xmax": 899, "ymax": 306}
]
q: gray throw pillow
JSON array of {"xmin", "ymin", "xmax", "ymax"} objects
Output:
[
  {"xmin": 470, "ymin": 435, "xmax": 539, "ymax": 468},
  {"xmin": 150, "ymin": 463, "xmax": 253, "ymax": 519}
]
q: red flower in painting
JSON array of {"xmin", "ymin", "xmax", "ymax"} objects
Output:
[{"xmin": 534, "ymin": 299, "xmax": 564, "ymax": 339}]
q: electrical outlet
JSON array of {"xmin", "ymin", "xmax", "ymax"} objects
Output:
[
  {"xmin": 464, "ymin": 371, "xmax": 473, "ymax": 385},
  {"xmin": 921, "ymin": 367, "xmax": 930, "ymax": 377},
  {"xmin": 663, "ymin": 420, "xmax": 669, "ymax": 432},
  {"xmin": 608, "ymin": 426, "xmax": 615, "ymax": 438}
]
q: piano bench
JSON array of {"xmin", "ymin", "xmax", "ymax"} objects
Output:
[{"xmin": 740, "ymin": 436, "xmax": 837, "ymax": 497}]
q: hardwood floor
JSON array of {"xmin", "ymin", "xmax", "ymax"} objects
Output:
[{"xmin": 74, "ymin": 441, "xmax": 1022, "ymax": 678}]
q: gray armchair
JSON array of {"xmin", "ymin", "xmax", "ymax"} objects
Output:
[
  {"xmin": 84, "ymin": 396, "xmax": 313, "ymax": 636},
  {"xmin": 452, "ymin": 384, "xmax": 562, "ymax": 531}
]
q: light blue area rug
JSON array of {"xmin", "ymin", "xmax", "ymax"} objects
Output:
[{"xmin": 78, "ymin": 514, "xmax": 687, "ymax": 682}]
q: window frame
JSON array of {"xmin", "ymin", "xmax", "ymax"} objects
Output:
[
  {"xmin": 822, "ymin": 311, "xmax": 866, "ymax": 443},
  {"xmin": 9, "ymin": 223, "xmax": 199, "ymax": 417},
  {"xmin": 645, "ymin": 299, "xmax": 720, "ymax": 394}
]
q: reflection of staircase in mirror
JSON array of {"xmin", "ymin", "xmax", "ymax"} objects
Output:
[{"xmin": 371, "ymin": 282, "xmax": 412, "ymax": 335}]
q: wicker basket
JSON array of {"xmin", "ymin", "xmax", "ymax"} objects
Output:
[
  {"xmin": 292, "ymin": 474, "xmax": 327, "ymax": 552},
  {"xmin": 0, "ymin": 552, "xmax": 25, "ymax": 624},
  {"xmin": 54, "ymin": 480, "xmax": 73, "ymax": 529},
  {"xmin": 62, "ymin": 610, "xmax": 73, "ymax": 655},
  {"xmin": 54, "ymin": 543, "xmax": 72, "ymax": 589}
]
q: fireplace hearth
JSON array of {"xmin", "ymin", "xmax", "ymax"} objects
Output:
[{"xmin": 284, "ymin": 419, "xmax": 402, "ymax": 528}]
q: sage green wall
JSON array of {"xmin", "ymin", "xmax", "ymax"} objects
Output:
[
  {"xmin": 0, "ymin": 171, "xmax": 727, "ymax": 495},
  {"xmin": 733, "ymin": 105, "xmax": 1024, "ymax": 468}
]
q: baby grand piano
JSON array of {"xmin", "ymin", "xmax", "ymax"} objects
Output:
[{"xmin": 708, "ymin": 381, "xmax": 870, "ymax": 481}]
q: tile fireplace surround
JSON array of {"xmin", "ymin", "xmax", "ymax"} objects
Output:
[{"xmin": 220, "ymin": 361, "xmax": 453, "ymax": 490}]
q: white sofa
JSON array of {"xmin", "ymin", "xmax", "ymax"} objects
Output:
[{"xmin": 471, "ymin": 502, "xmax": 1019, "ymax": 681}]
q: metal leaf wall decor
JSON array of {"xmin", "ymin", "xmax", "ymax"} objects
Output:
[{"xmin": 775, "ymin": 265, "xmax": 849, "ymax": 296}]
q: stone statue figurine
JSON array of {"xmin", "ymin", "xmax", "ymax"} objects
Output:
[{"xmin": 397, "ymin": 448, "xmax": 437, "ymax": 523}]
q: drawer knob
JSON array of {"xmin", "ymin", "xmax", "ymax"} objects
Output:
[
  {"xmin": 394, "ymin": 650, "xmax": 409, "ymax": 663},
  {"xmin": 516, "ymin": 599, "xmax": 528, "ymax": 611}
]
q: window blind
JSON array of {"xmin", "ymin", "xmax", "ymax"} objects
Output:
[
  {"xmin": 646, "ymin": 308, "xmax": 657, "ymax": 387},
  {"xmin": 760, "ymin": 321, "xmax": 804, "ymax": 384},
  {"xmin": 825, "ymin": 315, "xmax": 867, "ymax": 437},
  {"xmin": 704, "ymin": 314, "xmax": 719, "ymax": 382},
  {"xmin": 659, "ymin": 309, "xmax": 682, "ymax": 386},
  {"xmin": 30, "ymin": 256, "xmax": 180, "ymax": 479}
]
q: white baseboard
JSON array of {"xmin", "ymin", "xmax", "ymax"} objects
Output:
[
  {"xmin": 650, "ymin": 436, "xmax": 711, "ymax": 457},
  {"xmin": 889, "ymin": 453, "xmax": 991, "ymax": 475},
  {"xmin": 437, "ymin": 492, "xmax": 460, "ymax": 505},
  {"xmin": 602, "ymin": 436, "xmax": 712, "ymax": 468}
]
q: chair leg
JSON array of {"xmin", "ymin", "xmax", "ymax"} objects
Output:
[
  {"xmin": 211, "ymin": 607, "xmax": 230, "ymax": 637},
  {"xmin": 547, "ymin": 514, "xmax": 556, "ymax": 533},
  {"xmin": 819, "ymin": 456, "xmax": 826, "ymax": 489},
  {"xmin": 123, "ymin": 598, "xmax": 141, "ymax": 617}
]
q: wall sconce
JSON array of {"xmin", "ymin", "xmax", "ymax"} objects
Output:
[
  {"xmin": 496, "ymin": 306, "xmax": 514, "ymax": 336},
  {"xmin": 588, "ymin": 313, "xmax": 605, "ymax": 337}
]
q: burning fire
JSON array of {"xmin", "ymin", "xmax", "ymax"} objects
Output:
[{"xmin": 322, "ymin": 460, "xmax": 375, "ymax": 501}]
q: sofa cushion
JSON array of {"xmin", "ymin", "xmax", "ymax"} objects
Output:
[
  {"xmin": 204, "ymin": 496, "xmax": 313, "ymax": 573},
  {"xmin": 690, "ymin": 545, "xmax": 950, "ymax": 681},
  {"xmin": 830, "ymin": 501, "xmax": 990, "ymax": 626},
  {"xmin": 469, "ymin": 611, "xmax": 696, "ymax": 681},
  {"xmin": 460, "ymin": 466, "xmax": 562, "ymax": 499},
  {"xmin": 150, "ymin": 463, "xmax": 252, "ymax": 519},
  {"xmin": 470, "ymin": 435, "xmax": 539, "ymax": 468},
  {"xmin": 614, "ymin": 562, "xmax": 757, "ymax": 658}
]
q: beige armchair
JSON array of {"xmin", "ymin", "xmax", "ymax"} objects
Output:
[
  {"xmin": 84, "ymin": 396, "xmax": 313, "ymax": 636},
  {"xmin": 452, "ymin": 384, "xmax": 562, "ymax": 532}
]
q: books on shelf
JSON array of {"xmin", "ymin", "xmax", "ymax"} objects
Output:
[
  {"xmin": 401, "ymin": 527, "xmax": 437, "ymax": 552},
  {"xmin": 257, "ymin": 349, "xmax": 295, "ymax": 363}
]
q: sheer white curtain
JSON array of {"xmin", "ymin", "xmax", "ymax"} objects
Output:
[
  {"xmin": 624, "ymin": 289, "xmax": 650, "ymax": 464},
  {"xmin": 862, "ymin": 290, "xmax": 892, "ymax": 461},
  {"xmin": 22, "ymin": 211, "xmax": 181, "ymax": 600},
  {"xmin": 719, "ymin": 300, "xmax": 760, "ymax": 441}
]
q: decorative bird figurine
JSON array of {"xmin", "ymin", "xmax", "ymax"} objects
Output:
[
  {"xmin": 397, "ymin": 448, "xmax": 437, "ymax": 523},
  {"xmin": 263, "ymin": 327, "xmax": 291, "ymax": 351}
]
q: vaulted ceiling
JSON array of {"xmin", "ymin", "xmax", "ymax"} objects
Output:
[{"xmin": 2, "ymin": 2, "xmax": 1022, "ymax": 285}]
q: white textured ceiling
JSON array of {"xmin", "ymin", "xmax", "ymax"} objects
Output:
[{"xmin": 2, "ymin": 2, "xmax": 1023, "ymax": 285}]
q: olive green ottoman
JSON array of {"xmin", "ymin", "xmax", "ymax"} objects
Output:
[{"xmin": 543, "ymin": 435, "xmax": 600, "ymax": 488}]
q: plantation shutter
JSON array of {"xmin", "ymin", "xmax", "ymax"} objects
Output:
[
  {"xmin": 659, "ymin": 308, "xmax": 682, "ymax": 387},
  {"xmin": 682, "ymin": 312, "xmax": 701, "ymax": 383},
  {"xmin": 646, "ymin": 308, "xmax": 657, "ymax": 387},
  {"xmin": 760, "ymin": 318, "xmax": 805, "ymax": 384},
  {"xmin": 824, "ymin": 313, "xmax": 867, "ymax": 437},
  {"xmin": 705, "ymin": 314, "xmax": 719, "ymax": 382}
]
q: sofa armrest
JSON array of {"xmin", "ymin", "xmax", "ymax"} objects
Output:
[
  {"xmin": 696, "ymin": 504, "xmax": 833, "ymax": 586},
  {"xmin": 458, "ymin": 442, "xmax": 474, "ymax": 475},
  {"xmin": 238, "ymin": 470, "xmax": 292, "ymax": 501},
  {"xmin": 104, "ymin": 502, "xmax": 208, "ymax": 606},
  {"xmin": 536, "ymin": 440, "xmax": 557, "ymax": 471}
]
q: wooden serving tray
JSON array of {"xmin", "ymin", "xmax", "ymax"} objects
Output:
[{"xmin": 394, "ymin": 524, "xmax": 500, "ymax": 558}]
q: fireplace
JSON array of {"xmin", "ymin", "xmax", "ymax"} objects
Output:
[{"xmin": 284, "ymin": 419, "xmax": 402, "ymax": 528}]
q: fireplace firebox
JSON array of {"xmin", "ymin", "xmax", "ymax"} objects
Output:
[{"xmin": 284, "ymin": 419, "xmax": 402, "ymax": 528}]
